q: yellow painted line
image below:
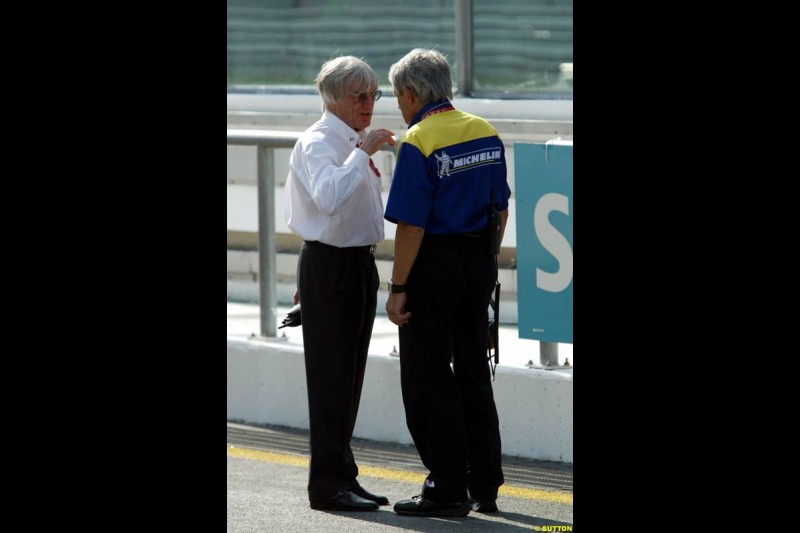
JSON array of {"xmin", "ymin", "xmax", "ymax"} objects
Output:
[
  {"xmin": 228, "ymin": 446, "xmax": 308, "ymax": 467},
  {"xmin": 499, "ymin": 485, "xmax": 572, "ymax": 505},
  {"xmin": 227, "ymin": 445, "xmax": 572, "ymax": 505}
]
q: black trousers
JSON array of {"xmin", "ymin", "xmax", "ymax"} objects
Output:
[
  {"xmin": 398, "ymin": 232, "xmax": 505, "ymax": 503},
  {"xmin": 297, "ymin": 240, "xmax": 379, "ymax": 501}
]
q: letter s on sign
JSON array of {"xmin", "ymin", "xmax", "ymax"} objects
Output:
[{"xmin": 534, "ymin": 192, "xmax": 573, "ymax": 293}]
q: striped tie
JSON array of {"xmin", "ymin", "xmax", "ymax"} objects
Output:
[{"xmin": 356, "ymin": 142, "xmax": 381, "ymax": 178}]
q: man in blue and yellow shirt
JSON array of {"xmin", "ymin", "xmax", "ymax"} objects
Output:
[{"xmin": 384, "ymin": 48, "xmax": 511, "ymax": 518}]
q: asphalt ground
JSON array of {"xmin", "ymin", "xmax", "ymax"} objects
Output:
[{"xmin": 227, "ymin": 422, "xmax": 573, "ymax": 532}]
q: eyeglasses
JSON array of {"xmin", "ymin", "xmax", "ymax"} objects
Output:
[{"xmin": 346, "ymin": 89, "xmax": 382, "ymax": 103}]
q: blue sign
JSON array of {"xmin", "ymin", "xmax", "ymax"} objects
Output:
[{"xmin": 514, "ymin": 142, "xmax": 573, "ymax": 343}]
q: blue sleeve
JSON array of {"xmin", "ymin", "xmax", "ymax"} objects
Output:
[
  {"xmin": 384, "ymin": 142, "xmax": 433, "ymax": 227},
  {"xmin": 498, "ymin": 145, "xmax": 511, "ymax": 211}
]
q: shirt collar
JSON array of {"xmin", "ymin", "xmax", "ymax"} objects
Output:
[
  {"xmin": 408, "ymin": 99, "xmax": 454, "ymax": 129},
  {"xmin": 322, "ymin": 110, "xmax": 363, "ymax": 148}
]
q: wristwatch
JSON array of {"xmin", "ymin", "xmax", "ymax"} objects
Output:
[{"xmin": 389, "ymin": 279, "xmax": 406, "ymax": 294}]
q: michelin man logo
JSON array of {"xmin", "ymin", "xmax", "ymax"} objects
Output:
[{"xmin": 434, "ymin": 150, "xmax": 451, "ymax": 177}]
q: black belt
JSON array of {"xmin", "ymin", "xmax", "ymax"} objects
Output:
[
  {"xmin": 427, "ymin": 232, "xmax": 484, "ymax": 239},
  {"xmin": 306, "ymin": 241, "xmax": 375, "ymax": 254}
]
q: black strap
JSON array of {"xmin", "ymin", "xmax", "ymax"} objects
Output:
[{"xmin": 488, "ymin": 187, "xmax": 500, "ymax": 380}]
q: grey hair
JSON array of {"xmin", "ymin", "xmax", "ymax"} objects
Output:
[
  {"xmin": 315, "ymin": 56, "xmax": 378, "ymax": 112},
  {"xmin": 388, "ymin": 48, "xmax": 453, "ymax": 105}
]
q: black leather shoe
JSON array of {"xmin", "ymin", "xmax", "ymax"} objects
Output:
[
  {"xmin": 309, "ymin": 490, "xmax": 379, "ymax": 511},
  {"xmin": 469, "ymin": 498, "xmax": 498, "ymax": 513},
  {"xmin": 394, "ymin": 495, "xmax": 469, "ymax": 517},
  {"xmin": 351, "ymin": 485, "xmax": 389, "ymax": 505}
]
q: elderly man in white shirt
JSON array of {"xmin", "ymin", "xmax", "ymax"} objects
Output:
[{"xmin": 283, "ymin": 55, "xmax": 395, "ymax": 512}]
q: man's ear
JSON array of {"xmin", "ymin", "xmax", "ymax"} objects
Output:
[{"xmin": 404, "ymin": 87, "xmax": 416, "ymax": 104}]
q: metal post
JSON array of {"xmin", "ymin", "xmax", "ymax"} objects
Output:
[
  {"xmin": 455, "ymin": 0, "xmax": 473, "ymax": 96},
  {"xmin": 540, "ymin": 341, "xmax": 558, "ymax": 367},
  {"xmin": 256, "ymin": 144, "xmax": 277, "ymax": 338}
]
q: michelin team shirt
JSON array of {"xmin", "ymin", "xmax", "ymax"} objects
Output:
[
  {"xmin": 284, "ymin": 111, "xmax": 385, "ymax": 248},
  {"xmin": 385, "ymin": 99, "xmax": 511, "ymax": 234}
]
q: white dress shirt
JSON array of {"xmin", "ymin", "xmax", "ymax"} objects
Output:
[{"xmin": 284, "ymin": 111, "xmax": 385, "ymax": 248}]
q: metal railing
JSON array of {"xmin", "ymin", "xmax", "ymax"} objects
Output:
[
  {"xmin": 227, "ymin": 128, "xmax": 562, "ymax": 369},
  {"xmin": 227, "ymin": 128, "xmax": 395, "ymax": 338}
]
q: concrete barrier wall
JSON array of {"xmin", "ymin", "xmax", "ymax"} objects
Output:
[{"xmin": 227, "ymin": 336, "xmax": 573, "ymax": 464}]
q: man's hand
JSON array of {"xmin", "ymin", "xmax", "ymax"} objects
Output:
[
  {"xmin": 359, "ymin": 129, "xmax": 396, "ymax": 155},
  {"xmin": 386, "ymin": 292, "xmax": 411, "ymax": 327}
]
